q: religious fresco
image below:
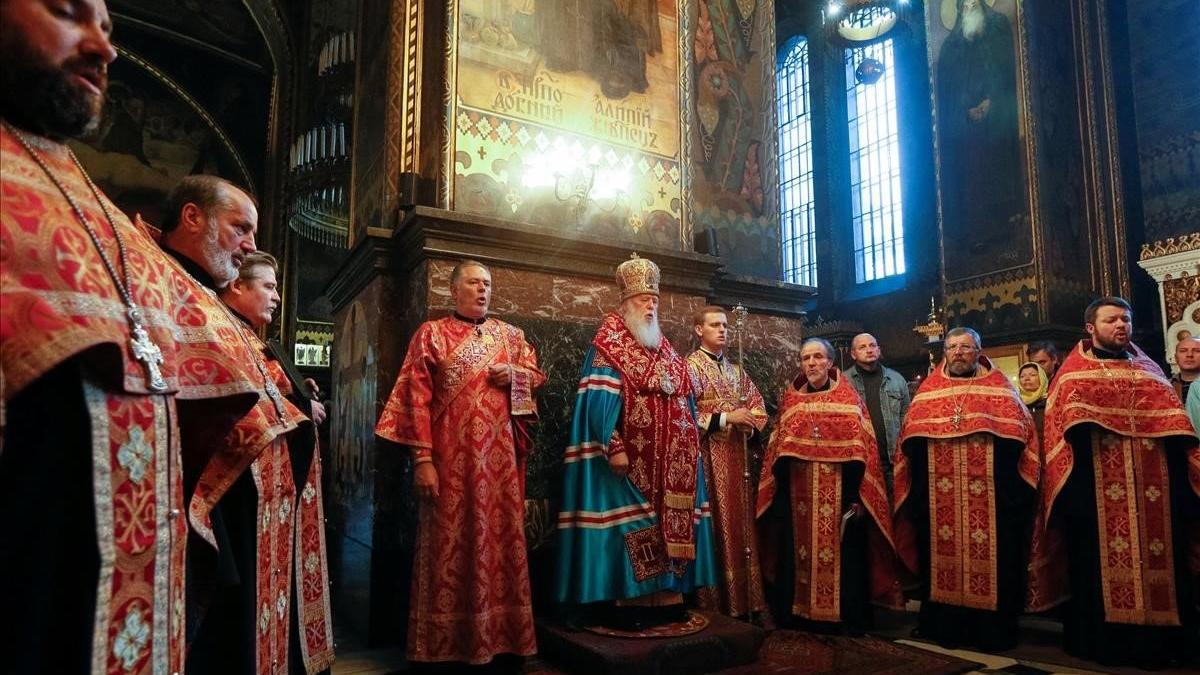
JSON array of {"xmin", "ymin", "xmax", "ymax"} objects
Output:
[
  {"xmin": 451, "ymin": 0, "xmax": 687, "ymax": 249},
  {"xmin": 689, "ymin": 0, "xmax": 780, "ymax": 279},
  {"xmin": 330, "ymin": 299, "xmax": 381, "ymax": 546},
  {"xmin": 71, "ymin": 60, "xmax": 246, "ymax": 226},
  {"xmin": 927, "ymin": 0, "xmax": 1032, "ymax": 284},
  {"xmin": 1126, "ymin": 0, "xmax": 1200, "ymax": 243}
]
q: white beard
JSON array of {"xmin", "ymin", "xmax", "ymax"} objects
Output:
[
  {"xmin": 961, "ymin": 5, "xmax": 986, "ymax": 41},
  {"xmin": 621, "ymin": 307, "xmax": 662, "ymax": 350},
  {"xmin": 202, "ymin": 223, "xmax": 239, "ymax": 286}
]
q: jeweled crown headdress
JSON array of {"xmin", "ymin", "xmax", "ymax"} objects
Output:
[{"xmin": 615, "ymin": 252, "xmax": 661, "ymax": 300}]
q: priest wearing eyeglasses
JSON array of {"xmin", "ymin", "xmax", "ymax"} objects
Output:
[{"xmin": 893, "ymin": 327, "xmax": 1039, "ymax": 651}]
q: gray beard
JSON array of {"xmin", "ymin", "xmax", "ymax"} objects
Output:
[
  {"xmin": 202, "ymin": 224, "xmax": 238, "ymax": 286},
  {"xmin": 947, "ymin": 360, "xmax": 977, "ymax": 377},
  {"xmin": 622, "ymin": 307, "xmax": 662, "ymax": 350},
  {"xmin": 962, "ymin": 6, "xmax": 986, "ymax": 40}
]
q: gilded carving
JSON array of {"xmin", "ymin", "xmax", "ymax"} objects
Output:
[
  {"xmin": 1140, "ymin": 234, "xmax": 1200, "ymax": 260},
  {"xmin": 1164, "ymin": 275, "xmax": 1200, "ymax": 327}
]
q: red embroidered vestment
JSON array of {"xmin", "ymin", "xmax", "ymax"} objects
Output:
[
  {"xmin": 894, "ymin": 356, "xmax": 1039, "ymax": 611},
  {"xmin": 758, "ymin": 371, "xmax": 903, "ymax": 619},
  {"xmin": 1027, "ymin": 341, "xmax": 1200, "ymax": 624},
  {"xmin": 376, "ymin": 317, "xmax": 543, "ymax": 664}
]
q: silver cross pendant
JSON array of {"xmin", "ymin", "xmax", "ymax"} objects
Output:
[{"xmin": 128, "ymin": 306, "xmax": 167, "ymax": 392}]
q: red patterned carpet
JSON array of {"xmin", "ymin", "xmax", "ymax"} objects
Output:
[
  {"xmin": 714, "ymin": 631, "xmax": 980, "ymax": 675},
  {"xmin": 524, "ymin": 629, "xmax": 980, "ymax": 675}
]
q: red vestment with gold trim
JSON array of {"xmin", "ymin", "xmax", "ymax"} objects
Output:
[
  {"xmin": 0, "ymin": 125, "xmax": 260, "ymax": 674},
  {"xmin": 687, "ymin": 349, "xmax": 769, "ymax": 616},
  {"xmin": 264, "ymin": 352, "xmax": 337, "ymax": 674},
  {"xmin": 757, "ymin": 371, "xmax": 903, "ymax": 624},
  {"xmin": 376, "ymin": 317, "xmax": 542, "ymax": 664},
  {"xmin": 243, "ymin": 338, "xmax": 334, "ymax": 674},
  {"xmin": 238, "ymin": 330, "xmax": 334, "ymax": 674},
  {"xmin": 161, "ymin": 261, "xmax": 323, "ymax": 674},
  {"xmin": 1027, "ymin": 340, "xmax": 1199, "ymax": 663},
  {"xmin": 894, "ymin": 356, "xmax": 1038, "ymax": 650},
  {"xmin": 591, "ymin": 312, "xmax": 700, "ymax": 561}
]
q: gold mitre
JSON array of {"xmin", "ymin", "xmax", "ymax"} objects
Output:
[{"xmin": 616, "ymin": 252, "xmax": 660, "ymax": 299}]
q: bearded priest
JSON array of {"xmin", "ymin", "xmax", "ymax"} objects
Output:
[
  {"xmin": 556, "ymin": 254, "xmax": 718, "ymax": 630},
  {"xmin": 894, "ymin": 327, "xmax": 1039, "ymax": 652},
  {"xmin": 1027, "ymin": 297, "xmax": 1200, "ymax": 669}
]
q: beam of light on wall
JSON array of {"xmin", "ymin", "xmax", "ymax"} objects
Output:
[
  {"xmin": 520, "ymin": 135, "xmax": 631, "ymax": 203},
  {"xmin": 591, "ymin": 167, "xmax": 630, "ymax": 200},
  {"xmin": 521, "ymin": 137, "xmax": 577, "ymax": 188}
]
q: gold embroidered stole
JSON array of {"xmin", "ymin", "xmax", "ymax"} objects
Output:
[
  {"xmin": 250, "ymin": 437, "xmax": 296, "ymax": 670},
  {"xmin": 1090, "ymin": 430, "xmax": 1180, "ymax": 625},
  {"xmin": 926, "ymin": 433, "xmax": 998, "ymax": 610},
  {"xmin": 431, "ymin": 320, "xmax": 507, "ymax": 422},
  {"xmin": 790, "ymin": 461, "xmax": 844, "ymax": 621},
  {"xmin": 83, "ymin": 379, "xmax": 185, "ymax": 674}
]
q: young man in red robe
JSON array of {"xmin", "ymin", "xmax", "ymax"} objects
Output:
[
  {"xmin": 1028, "ymin": 297, "xmax": 1200, "ymax": 669},
  {"xmin": 757, "ymin": 338, "xmax": 902, "ymax": 634},
  {"xmin": 687, "ymin": 305, "xmax": 769, "ymax": 618},
  {"xmin": 0, "ymin": 4, "xmax": 266, "ymax": 672},
  {"xmin": 376, "ymin": 260, "xmax": 544, "ymax": 671},
  {"xmin": 894, "ymin": 327, "xmax": 1039, "ymax": 652}
]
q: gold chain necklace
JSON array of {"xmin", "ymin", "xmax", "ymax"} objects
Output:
[{"xmin": 5, "ymin": 120, "xmax": 168, "ymax": 392}]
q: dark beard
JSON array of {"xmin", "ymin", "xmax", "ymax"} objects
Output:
[{"xmin": 0, "ymin": 51, "xmax": 105, "ymax": 139}]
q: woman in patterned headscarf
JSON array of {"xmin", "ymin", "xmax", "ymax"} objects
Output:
[{"xmin": 1018, "ymin": 362, "xmax": 1048, "ymax": 447}]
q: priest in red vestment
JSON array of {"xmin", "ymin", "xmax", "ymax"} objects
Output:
[
  {"xmin": 0, "ymin": 4, "xmax": 261, "ymax": 672},
  {"xmin": 687, "ymin": 305, "xmax": 769, "ymax": 618},
  {"xmin": 1027, "ymin": 297, "xmax": 1200, "ymax": 669},
  {"xmin": 757, "ymin": 338, "xmax": 903, "ymax": 634},
  {"xmin": 154, "ymin": 178, "xmax": 330, "ymax": 675},
  {"xmin": 376, "ymin": 260, "xmax": 544, "ymax": 669},
  {"xmin": 894, "ymin": 327, "xmax": 1039, "ymax": 652},
  {"xmin": 217, "ymin": 250, "xmax": 336, "ymax": 674}
]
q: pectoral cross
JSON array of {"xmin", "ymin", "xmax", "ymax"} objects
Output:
[
  {"xmin": 951, "ymin": 405, "xmax": 963, "ymax": 429},
  {"xmin": 128, "ymin": 308, "xmax": 167, "ymax": 392}
]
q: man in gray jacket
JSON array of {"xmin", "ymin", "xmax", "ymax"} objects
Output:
[{"xmin": 844, "ymin": 332, "xmax": 911, "ymax": 496}]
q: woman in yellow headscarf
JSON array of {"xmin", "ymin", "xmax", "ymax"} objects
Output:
[{"xmin": 1018, "ymin": 362, "xmax": 1048, "ymax": 447}]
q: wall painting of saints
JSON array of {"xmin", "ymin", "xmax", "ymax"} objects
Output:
[
  {"xmin": 450, "ymin": 0, "xmax": 689, "ymax": 249},
  {"xmin": 928, "ymin": 0, "xmax": 1034, "ymax": 283}
]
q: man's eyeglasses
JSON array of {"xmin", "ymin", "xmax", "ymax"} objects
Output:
[{"xmin": 946, "ymin": 345, "xmax": 978, "ymax": 354}]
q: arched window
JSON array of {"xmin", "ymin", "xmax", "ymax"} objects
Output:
[
  {"xmin": 777, "ymin": 36, "xmax": 817, "ymax": 287},
  {"xmin": 845, "ymin": 37, "xmax": 905, "ymax": 283}
]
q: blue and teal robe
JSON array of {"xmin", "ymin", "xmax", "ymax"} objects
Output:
[{"xmin": 555, "ymin": 314, "xmax": 718, "ymax": 604}]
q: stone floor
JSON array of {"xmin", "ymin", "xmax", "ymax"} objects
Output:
[{"xmin": 330, "ymin": 605, "xmax": 1199, "ymax": 675}]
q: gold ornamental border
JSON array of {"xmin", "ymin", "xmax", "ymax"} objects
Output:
[{"xmin": 1140, "ymin": 233, "xmax": 1200, "ymax": 261}]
